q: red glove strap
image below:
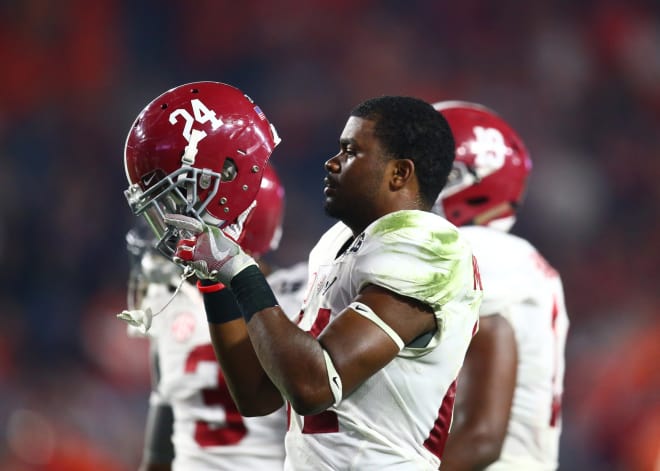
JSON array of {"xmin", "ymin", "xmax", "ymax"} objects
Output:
[{"xmin": 196, "ymin": 280, "xmax": 226, "ymax": 293}]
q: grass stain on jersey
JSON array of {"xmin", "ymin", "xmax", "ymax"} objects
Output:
[
  {"xmin": 367, "ymin": 210, "xmax": 469, "ymax": 307},
  {"xmin": 372, "ymin": 210, "xmax": 457, "ymax": 243}
]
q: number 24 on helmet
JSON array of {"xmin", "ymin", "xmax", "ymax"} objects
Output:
[{"xmin": 123, "ymin": 81, "xmax": 280, "ymax": 256}]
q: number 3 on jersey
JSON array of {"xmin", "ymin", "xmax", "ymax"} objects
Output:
[{"xmin": 185, "ymin": 344, "xmax": 247, "ymax": 446}]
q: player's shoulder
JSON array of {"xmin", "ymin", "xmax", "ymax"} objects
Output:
[
  {"xmin": 459, "ymin": 226, "xmax": 536, "ymax": 260},
  {"xmin": 352, "ymin": 210, "xmax": 478, "ymax": 314},
  {"xmin": 364, "ymin": 210, "xmax": 468, "ymax": 258},
  {"xmin": 368, "ymin": 209, "xmax": 457, "ymax": 236},
  {"xmin": 460, "ymin": 226, "xmax": 562, "ymax": 287}
]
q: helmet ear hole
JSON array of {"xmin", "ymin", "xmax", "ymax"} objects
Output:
[
  {"xmin": 221, "ymin": 158, "xmax": 238, "ymax": 182},
  {"xmin": 466, "ymin": 196, "xmax": 489, "ymax": 206}
]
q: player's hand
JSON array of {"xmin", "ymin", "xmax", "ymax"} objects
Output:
[{"xmin": 163, "ymin": 213, "xmax": 257, "ymax": 284}]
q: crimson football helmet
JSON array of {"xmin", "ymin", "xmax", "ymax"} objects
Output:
[
  {"xmin": 124, "ymin": 81, "xmax": 280, "ymax": 255},
  {"xmin": 433, "ymin": 101, "xmax": 532, "ymax": 231},
  {"xmin": 241, "ymin": 163, "xmax": 285, "ymax": 257}
]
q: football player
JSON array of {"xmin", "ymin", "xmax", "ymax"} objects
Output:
[
  {"xmin": 125, "ymin": 164, "xmax": 307, "ymax": 471},
  {"xmin": 120, "ymin": 82, "xmax": 306, "ymax": 470},
  {"xmin": 163, "ymin": 96, "xmax": 483, "ymax": 469},
  {"xmin": 434, "ymin": 101, "xmax": 569, "ymax": 471}
]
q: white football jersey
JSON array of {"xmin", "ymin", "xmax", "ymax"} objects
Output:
[
  {"xmin": 143, "ymin": 261, "xmax": 308, "ymax": 471},
  {"xmin": 459, "ymin": 226, "xmax": 569, "ymax": 470},
  {"xmin": 285, "ymin": 210, "xmax": 482, "ymax": 470}
]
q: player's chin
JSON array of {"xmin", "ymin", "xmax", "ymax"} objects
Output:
[{"xmin": 323, "ymin": 198, "xmax": 342, "ymax": 219}]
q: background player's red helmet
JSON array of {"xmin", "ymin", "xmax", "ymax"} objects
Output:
[
  {"xmin": 433, "ymin": 101, "xmax": 532, "ymax": 231},
  {"xmin": 124, "ymin": 81, "xmax": 280, "ymax": 254},
  {"xmin": 241, "ymin": 163, "xmax": 285, "ymax": 258}
]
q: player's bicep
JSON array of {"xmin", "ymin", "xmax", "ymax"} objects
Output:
[{"xmin": 318, "ymin": 284, "xmax": 436, "ymax": 398}]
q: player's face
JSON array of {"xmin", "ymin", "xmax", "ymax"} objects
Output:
[{"xmin": 323, "ymin": 117, "xmax": 390, "ymax": 230}]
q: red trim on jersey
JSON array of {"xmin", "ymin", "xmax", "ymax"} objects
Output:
[
  {"xmin": 309, "ymin": 308, "xmax": 331, "ymax": 338},
  {"xmin": 472, "ymin": 255, "xmax": 483, "ymax": 290},
  {"xmin": 549, "ymin": 295, "xmax": 562, "ymax": 427},
  {"xmin": 550, "ymin": 396, "xmax": 562, "ymax": 427},
  {"xmin": 423, "ymin": 379, "xmax": 458, "ymax": 460},
  {"xmin": 286, "ymin": 402, "xmax": 291, "ymax": 430},
  {"xmin": 302, "ymin": 410, "xmax": 340, "ymax": 434}
]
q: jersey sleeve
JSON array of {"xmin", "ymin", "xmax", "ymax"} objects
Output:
[{"xmin": 352, "ymin": 211, "xmax": 477, "ymax": 312}]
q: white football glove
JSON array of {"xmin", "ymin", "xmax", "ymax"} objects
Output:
[{"xmin": 163, "ymin": 213, "xmax": 257, "ymax": 284}]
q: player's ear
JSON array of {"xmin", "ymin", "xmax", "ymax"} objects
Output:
[{"xmin": 389, "ymin": 159, "xmax": 414, "ymax": 190}]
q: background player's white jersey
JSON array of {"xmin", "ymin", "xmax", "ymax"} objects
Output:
[
  {"xmin": 286, "ymin": 210, "xmax": 482, "ymax": 470},
  {"xmin": 143, "ymin": 261, "xmax": 307, "ymax": 471},
  {"xmin": 459, "ymin": 226, "xmax": 569, "ymax": 470}
]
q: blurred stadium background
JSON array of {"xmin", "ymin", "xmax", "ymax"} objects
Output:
[{"xmin": 0, "ymin": 1, "xmax": 657, "ymax": 469}]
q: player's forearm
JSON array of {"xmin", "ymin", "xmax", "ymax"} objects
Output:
[
  {"xmin": 246, "ymin": 306, "xmax": 335, "ymax": 415},
  {"xmin": 228, "ymin": 266, "xmax": 335, "ymax": 414},
  {"xmin": 200, "ymin": 280, "xmax": 283, "ymax": 416},
  {"xmin": 207, "ymin": 319, "xmax": 284, "ymax": 416}
]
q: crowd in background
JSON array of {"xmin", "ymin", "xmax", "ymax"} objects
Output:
[{"xmin": 0, "ymin": 1, "xmax": 657, "ymax": 469}]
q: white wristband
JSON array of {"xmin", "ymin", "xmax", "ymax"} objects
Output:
[
  {"xmin": 348, "ymin": 301, "xmax": 405, "ymax": 350},
  {"xmin": 322, "ymin": 349, "xmax": 343, "ymax": 407}
]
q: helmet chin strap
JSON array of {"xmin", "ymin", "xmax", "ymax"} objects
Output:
[{"xmin": 117, "ymin": 265, "xmax": 196, "ymax": 335}]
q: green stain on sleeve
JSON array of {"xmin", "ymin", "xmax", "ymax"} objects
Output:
[{"xmin": 363, "ymin": 210, "xmax": 469, "ymax": 308}]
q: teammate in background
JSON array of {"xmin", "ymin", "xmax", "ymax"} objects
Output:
[
  {"xmin": 164, "ymin": 96, "xmax": 483, "ymax": 469},
  {"xmin": 125, "ymin": 164, "xmax": 308, "ymax": 471},
  {"xmin": 433, "ymin": 101, "xmax": 569, "ymax": 470}
]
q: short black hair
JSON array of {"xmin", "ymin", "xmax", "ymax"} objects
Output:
[{"xmin": 350, "ymin": 96, "xmax": 455, "ymax": 208}]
